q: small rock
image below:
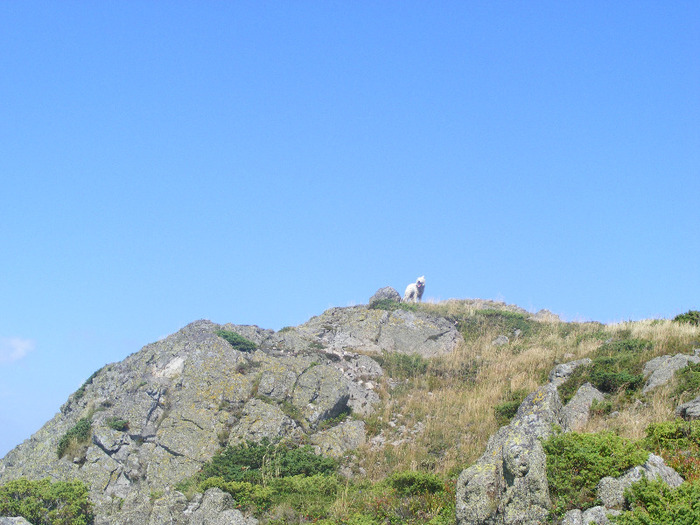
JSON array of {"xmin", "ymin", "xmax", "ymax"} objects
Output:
[
  {"xmin": 369, "ymin": 286, "xmax": 402, "ymax": 306},
  {"xmin": 676, "ymin": 395, "xmax": 700, "ymax": 420},
  {"xmin": 492, "ymin": 335, "xmax": 509, "ymax": 346}
]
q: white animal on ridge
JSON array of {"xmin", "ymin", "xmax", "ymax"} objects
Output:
[{"xmin": 403, "ymin": 276, "xmax": 426, "ymax": 303}]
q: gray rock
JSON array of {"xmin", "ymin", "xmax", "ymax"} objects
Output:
[
  {"xmin": 311, "ymin": 420, "xmax": 366, "ymax": 458},
  {"xmin": 676, "ymin": 395, "xmax": 700, "ymax": 420},
  {"xmin": 597, "ymin": 453, "xmax": 683, "ymax": 509},
  {"xmin": 642, "ymin": 353, "xmax": 700, "ymax": 393},
  {"xmin": 229, "ymin": 399, "xmax": 300, "ymax": 444},
  {"xmin": 492, "ymin": 335, "xmax": 509, "ymax": 346},
  {"xmin": 581, "ymin": 506, "xmax": 619, "ymax": 524},
  {"xmin": 295, "ymin": 305, "xmax": 463, "ymax": 358},
  {"xmin": 185, "ymin": 488, "xmax": 258, "ymax": 524},
  {"xmin": 548, "ymin": 359, "xmax": 592, "ymax": 387},
  {"xmin": 561, "ymin": 383, "xmax": 605, "ymax": 432},
  {"xmin": 369, "ymin": 286, "xmax": 402, "ymax": 306},
  {"xmin": 456, "ymin": 432, "xmax": 550, "ymax": 525},
  {"xmin": 562, "ymin": 509, "xmax": 583, "ymax": 525},
  {"xmin": 291, "ymin": 364, "xmax": 350, "ymax": 426},
  {"xmin": 0, "ymin": 518, "xmax": 34, "ymax": 525}
]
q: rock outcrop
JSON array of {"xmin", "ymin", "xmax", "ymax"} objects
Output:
[
  {"xmin": 642, "ymin": 350, "xmax": 700, "ymax": 393},
  {"xmin": 0, "ymin": 315, "xmax": 388, "ymax": 525}
]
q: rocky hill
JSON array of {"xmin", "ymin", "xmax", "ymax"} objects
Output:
[{"xmin": 1, "ymin": 294, "xmax": 699, "ymax": 525}]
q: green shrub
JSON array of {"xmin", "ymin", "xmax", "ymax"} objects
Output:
[
  {"xmin": 198, "ymin": 477, "xmax": 273, "ymax": 512},
  {"xmin": 200, "ymin": 439, "xmax": 336, "ymax": 484},
  {"xmin": 0, "ymin": 477, "xmax": 94, "ymax": 525},
  {"xmin": 494, "ymin": 388, "xmax": 528, "ymax": 426},
  {"xmin": 459, "ymin": 309, "xmax": 538, "ymax": 341},
  {"xmin": 105, "ymin": 418, "xmax": 129, "ymax": 432},
  {"xmin": 644, "ymin": 419, "xmax": 700, "ymax": 481},
  {"xmin": 674, "ymin": 361, "xmax": 700, "ymax": 401},
  {"xmin": 57, "ymin": 418, "xmax": 92, "ymax": 459},
  {"xmin": 215, "ymin": 330, "xmax": 258, "ymax": 353},
  {"xmin": 543, "ymin": 431, "xmax": 650, "ymax": 516},
  {"xmin": 613, "ymin": 479, "xmax": 700, "ymax": 525},
  {"xmin": 268, "ymin": 474, "xmax": 340, "ymax": 519},
  {"xmin": 388, "ymin": 470, "xmax": 443, "ymax": 496},
  {"xmin": 369, "ymin": 300, "xmax": 417, "ymax": 312},
  {"xmin": 673, "ymin": 310, "xmax": 700, "ymax": 327},
  {"xmin": 558, "ymin": 339, "xmax": 652, "ymax": 403}
]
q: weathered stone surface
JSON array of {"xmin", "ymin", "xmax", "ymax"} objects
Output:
[
  {"xmin": 676, "ymin": 395, "xmax": 700, "ymax": 420},
  {"xmin": 642, "ymin": 352, "xmax": 700, "ymax": 393},
  {"xmin": 561, "ymin": 383, "xmax": 605, "ymax": 432},
  {"xmin": 597, "ymin": 453, "xmax": 683, "ymax": 509},
  {"xmin": 582, "ymin": 506, "xmax": 619, "ymax": 524},
  {"xmin": 0, "ymin": 518, "xmax": 34, "ymax": 525},
  {"xmin": 292, "ymin": 364, "xmax": 350, "ymax": 426},
  {"xmin": 311, "ymin": 420, "xmax": 366, "ymax": 458},
  {"xmin": 369, "ymin": 286, "xmax": 402, "ymax": 307},
  {"xmin": 294, "ymin": 305, "xmax": 463, "ymax": 358},
  {"xmin": 229, "ymin": 399, "xmax": 300, "ymax": 444},
  {"xmin": 492, "ymin": 335, "xmax": 509, "ymax": 346},
  {"xmin": 548, "ymin": 359, "xmax": 592, "ymax": 387},
  {"xmin": 184, "ymin": 488, "xmax": 258, "ymax": 525}
]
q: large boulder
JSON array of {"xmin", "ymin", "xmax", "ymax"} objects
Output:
[
  {"xmin": 597, "ymin": 453, "xmax": 683, "ymax": 509},
  {"xmin": 561, "ymin": 383, "xmax": 605, "ymax": 432},
  {"xmin": 642, "ymin": 351, "xmax": 700, "ymax": 393}
]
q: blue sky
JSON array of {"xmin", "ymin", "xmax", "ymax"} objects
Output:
[{"xmin": 1, "ymin": 1, "xmax": 698, "ymax": 457}]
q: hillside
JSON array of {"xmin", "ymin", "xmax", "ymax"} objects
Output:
[{"xmin": 1, "ymin": 293, "xmax": 699, "ymax": 525}]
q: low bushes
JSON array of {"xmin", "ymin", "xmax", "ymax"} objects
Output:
[
  {"xmin": 57, "ymin": 418, "xmax": 92, "ymax": 459},
  {"xmin": 543, "ymin": 430, "xmax": 650, "ymax": 516},
  {"xmin": 215, "ymin": 330, "xmax": 257, "ymax": 353},
  {"xmin": 0, "ymin": 477, "xmax": 93, "ymax": 525}
]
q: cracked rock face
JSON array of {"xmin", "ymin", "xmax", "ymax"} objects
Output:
[{"xmin": 0, "ymin": 317, "xmax": 384, "ymax": 524}]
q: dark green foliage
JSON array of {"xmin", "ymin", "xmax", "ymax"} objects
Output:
[
  {"xmin": 387, "ymin": 470, "xmax": 444, "ymax": 496},
  {"xmin": 105, "ymin": 418, "xmax": 129, "ymax": 432},
  {"xmin": 0, "ymin": 477, "xmax": 94, "ymax": 525},
  {"xmin": 643, "ymin": 419, "xmax": 700, "ymax": 481},
  {"xmin": 673, "ymin": 310, "xmax": 700, "ymax": 327},
  {"xmin": 459, "ymin": 309, "xmax": 538, "ymax": 341},
  {"xmin": 674, "ymin": 361, "xmax": 700, "ymax": 401},
  {"xmin": 369, "ymin": 299, "xmax": 417, "ymax": 312},
  {"xmin": 57, "ymin": 418, "xmax": 92, "ymax": 459},
  {"xmin": 543, "ymin": 431, "xmax": 650, "ymax": 516},
  {"xmin": 374, "ymin": 352, "xmax": 429, "ymax": 379},
  {"xmin": 215, "ymin": 330, "xmax": 258, "ymax": 352},
  {"xmin": 198, "ymin": 477, "xmax": 274, "ymax": 512},
  {"xmin": 558, "ymin": 339, "xmax": 652, "ymax": 404},
  {"xmin": 494, "ymin": 389, "xmax": 528, "ymax": 426},
  {"xmin": 613, "ymin": 479, "xmax": 700, "ymax": 525},
  {"xmin": 200, "ymin": 439, "xmax": 336, "ymax": 484}
]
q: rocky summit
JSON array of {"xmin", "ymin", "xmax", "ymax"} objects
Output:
[
  {"xmin": 2, "ymin": 295, "xmax": 699, "ymax": 525},
  {"xmin": 0, "ymin": 293, "xmax": 463, "ymax": 524}
]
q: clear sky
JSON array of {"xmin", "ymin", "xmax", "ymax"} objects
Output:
[{"xmin": 1, "ymin": 2, "xmax": 698, "ymax": 457}]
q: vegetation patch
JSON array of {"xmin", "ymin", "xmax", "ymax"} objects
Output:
[
  {"xmin": 0, "ymin": 477, "xmax": 94, "ymax": 525},
  {"xmin": 459, "ymin": 309, "xmax": 538, "ymax": 341},
  {"xmin": 558, "ymin": 338, "xmax": 652, "ymax": 404},
  {"xmin": 673, "ymin": 310, "xmax": 700, "ymax": 327},
  {"xmin": 369, "ymin": 299, "xmax": 418, "ymax": 312},
  {"xmin": 215, "ymin": 330, "xmax": 258, "ymax": 352},
  {"xmin": 198, "ymin": 438, "xmax": 336, "ymax": 484},
  {"xmin": 614, "ymin": 479, "xmax": 700, "ymax": 525},
  {"xmin": 643, "ymin": 419, "xmax": 700, "ymax": 482},
  {"xmin": 493, "ymin": 388, "xmax": 529, "ymax": 426},
  {"xmin": 73, "ymin": 367, "xmax": 103, "ymax": 401},
  {"xmin": 543, "ymin": 430, "xmax": 650, "ymax": 516},
  {"xmin": 57, "ymin": 417, "xmax": 92, "ymax": 459},
  {"xmin": 673, "ymin": 361, "xmax": 700, "ymax": 402},
  {"xmin": 105, "ymin": 417, "xmax": 129, "ymax": 432},
  {"xmin": 374, "ymin": 352, "xmax": 429, "ymax": 380}
]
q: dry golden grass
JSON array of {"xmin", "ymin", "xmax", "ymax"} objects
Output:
[{"xmin": 355, "ymin": 302, "xmax": 700, "ymax": 480}]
